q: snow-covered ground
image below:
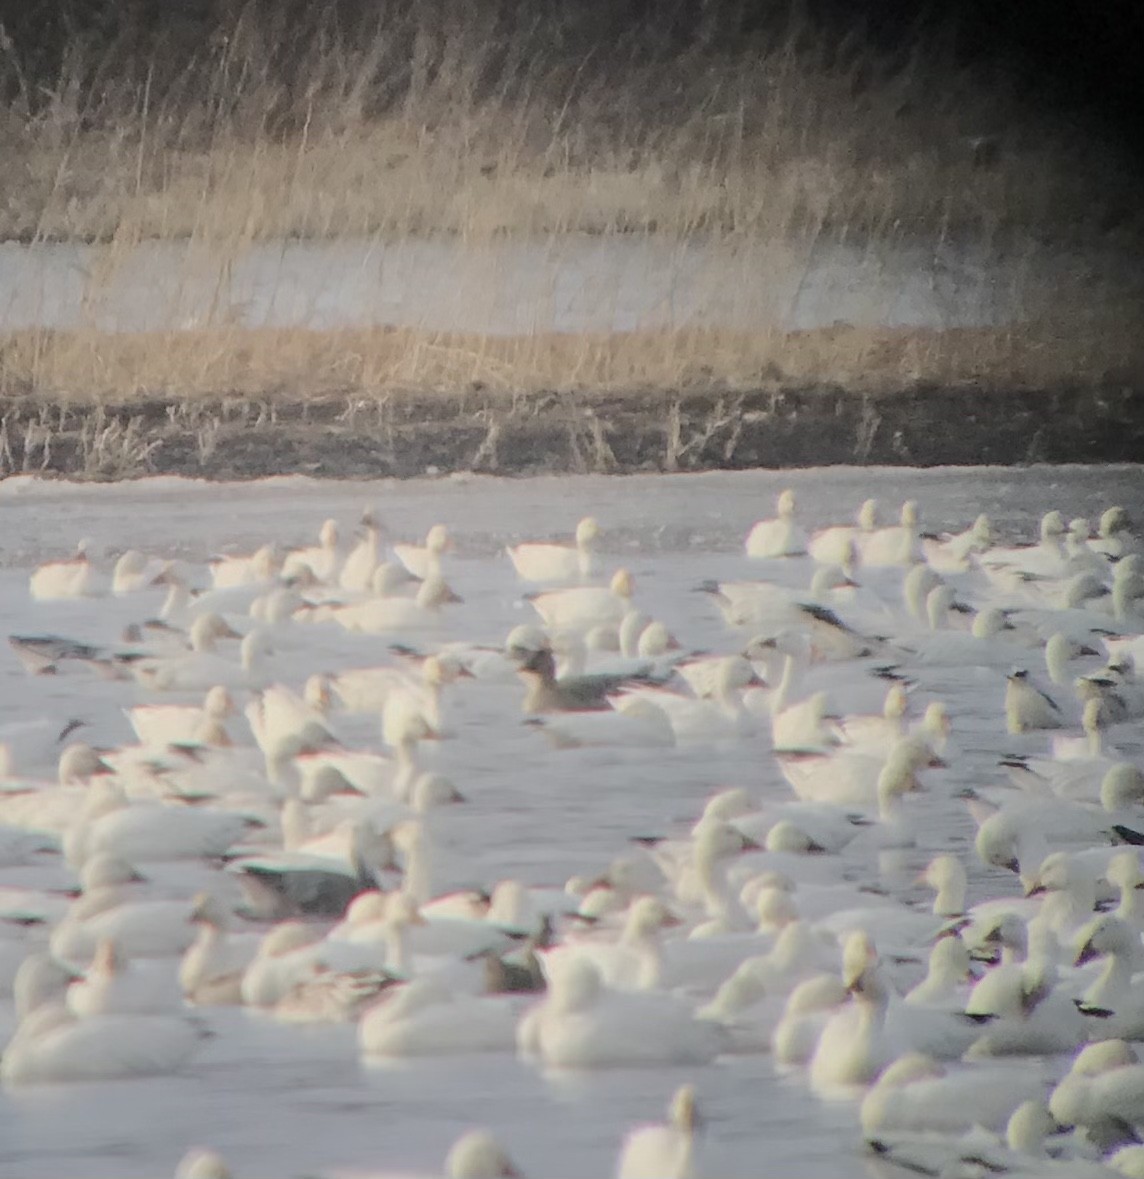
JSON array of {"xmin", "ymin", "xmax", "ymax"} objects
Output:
[
  {"xmin": 0, "ymin": 237, "xmax": 1103, "ymax": 335},
  {"xmin": 0, "ymin": 466, "xmax": 1142, "ymax": 1178}
]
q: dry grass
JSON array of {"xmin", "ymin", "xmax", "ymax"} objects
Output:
[
  {"xmin": 2, "ymin": 320, "xmax": 1139, "ymax": 405},
  {"xmin": 0, "ymin": 2, "xmax": 1135, "ymax": 246},
  {"xmin": 0, "ymin": 2, "xmax": 1139, "ymax": 407}
]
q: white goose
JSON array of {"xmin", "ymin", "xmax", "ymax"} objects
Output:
[
  {"xmin": 338, "ymin": 510, "xmax": 384, "ymax": 593},
  {"xmin": 29, "ymin": 541, "xmax": 94, "ymax": 601},
  {"xmin": 529, "ymin": 568, "xmax": 635, "ymax": 631},
  {"xmin": 0, "ymin": 1002, "xmax": 203, "ymax": 1084},
  {"xmin": 393, "ymin": 523, "xmax": 453, "ymax": 581},
  {"xmin": 860, "ymin": 1050, "xmax": 1052, "ymax": 1137},
  {"xmin": 857, "ymin": 500, "xmax": 920, "ymax": 567},
  {"xmin": 66, "ymin": 937, "xmax": 182, "ymax": 1016},
  {"xmin": 508, "ymin": 516, "xmax": 600, "ymax": 584},
  {"xmin": 808, "ymin": 498, "xmax": 878, "ymax": 567},
  {"xmin": 357, "ymin": 976, "xmax": 519, "ymax": 1056},
  {"xmin": 517, "ymin": 958, "xmax": 724, "ymax": 1068},
  {"xmin": 745, "ymin": 489, "xmax": 808, "ymax": 558},
  {"xmin": 615, "ymin": 1084, "xmax": 704, "ymax": 1179},
  {"xmin": 331, "ymin": 575, "xmax": 461, "ymax": 634},
  {"xmin": 126, "ymin": 685, "xmax": 235, "ymax": 748},
  {"xmin": 281, "ymin": 518, "xmax": 341, "ymax": 584}
]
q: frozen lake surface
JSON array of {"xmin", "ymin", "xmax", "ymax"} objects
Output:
[
  {"xmin": 1, "ymin": 465, "xmax": 1143, "ymax": 1178},
  {"xmin": 0, "ymin": 237, "xmax": 1107, "ymax": 335}
]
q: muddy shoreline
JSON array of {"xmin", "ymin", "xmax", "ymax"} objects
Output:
[{"xmin": 0, "ymin": 383, "xmax": 1140, "ymax": 480}]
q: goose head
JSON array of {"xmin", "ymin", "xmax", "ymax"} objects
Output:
[
  {"xmin": 777, "ymin": 488, "xmax": 797, "ymax": 518},
  {"xmin": 925, "ymin": 584, "xmax": 956, "ymax": 630},
  {"xmin": 610, "ymin": 568, "xmax": 635, "ymax": 600},
  {"xmin": 764, "ymin": 820, "xmax": 826, "ymax": 855},
  {"xmin": 857, "ymin": 498, "xmax": 879, "ymax": 531},
  {"xmin": 175, "ymin": 1149, "xmax": 233, "ymax": 1179},
  {"xmin": 883, "ymin": 683, "xmax": 909, "ymax": 721},
  {"xmin": 754, "ymin": 885, "xmax": 798, "ymax": 931},
  {"xmin": 696, "ymin": 788, "xmax": 756, "ymax": 828},
  {"xmin": 872, "ymin": 1051, "xmax": 944, "ymax": 1089},
  {"xmin": 841, "ymin": 929, "xmax": 879, "ymax": 994},
  {"xmin": 668, "ymin": 1084, "xmax": 702, "ymax": 1133},
  {"xmin": 977, "ymin": 914, "xmax": 1028, "ymax": 962},
  {"xmin": 1075, "ymin": 914, "xmax": 1140, "ymax": 968},
  {"xmin": 899, "ymin": 501, "xmax": 919, "ymax": 527},
  {"xmin": 425, "ymin": 523, "xmax": 453, "ymax": 555},
  {"xmin": 621, "ymin": 896, "xmax": 681, "ymax": 942},
  {"xmin": 1102, "ymin": 764, "xmax": 1144, "ymax": 811},
  {"xmin": 921, "ymin": 853, "xmax": 967, "ymax": 916},
  {"xmin": 971, "ymin": 607, "xmax": 1010, "ymax": 640},
  {"xmin": 189, "ymin": 613, "xmax": 243, "ymax": 652},
  {"xmin": 1041, "ymin": 510, "xmax": 1066, "ymax": 543},
  {"xmin": 903, "ymin": 563, "xmax": 942, "ymax": 620},
  {"xmin": 13, "ymin": 953, "xmax": 82, "ymax": 1017},
  {"xmin": 1101, "ymin": 507, "xmax": 1132, "ymax": 539},
  {"xmin": 57, "ymin": 742, "xmax": 111, "ymax": 785},
  {"xmin": 924, "ymin": 934, "xmax": 972, "ymax": 985},
  {"xmin": 575, "ymin": 516, "xmax": 600, "ymax": 547},
  {"xmin": 1106, "ymin": 850, "xmax": 1144, "ymax": 895},
  {"xmin": 444, "ymin": 1130, "xmax": 522, "ymax": 1179},
  {"xmin": 79, "ymin": 854, "xmax": 146, "ymax": 891},
  {"xmin": 416, "ymin": 575, "xmax": 462, "ymax": 609},
  {"xmin": 1005, "ymin": 1100, "xmax": 1057, "ymax": 1156},
  {"xmin": 637, "ymin": 619, "xmax": 680, "ymax": 657}
]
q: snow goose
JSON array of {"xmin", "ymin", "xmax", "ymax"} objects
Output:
[
  {"xmin": 132, "ymin": 626, "xmax": 270, "ymax": 694},
  {"xmin": 745, "ymin": 488, "xmax": 807, "ymax": 557},
  {"xmin": 528, "ymin": 568, "xmax": 635, "ymax": 631},
  {"xmin": 769, "ymin": 972, "xmax": 850, "ymax": 1064},
  {"xmin": 0, "ymin": 1002, "xmax": 202, "ymax": 1084},
  {"xmin": 12, "ymin": 952, "xmax": 82, "ymax": 1017},
  {"xmin": 920, "ymin": 512, "xmax": 994, "ymax": 572},
  {"xmin": 66, "ymin": 787, "xmax": 255, "ymax": 868},
  {"xmin": 615, "ymin": 1084, "xmax": 703, "ymax": 1179},
  {"xmin": 281, "ymin": 518, "xmax": 340, "ymax": 584},
  {"xmin": 810, "ymin": 931, "xmax": 983, "ymax": 1090},
  {"xmin": 29, "ymin": 540, "xmax": 94, "ymax": 601},
  {"xmin": 517, "ymin": 958, "xmax": 724, "ymax": 1068},
  {"xmin": 1073, "ymin": 915, "xmax": 1144, "ymax": 1038},
  {"xmin": 180, "ymin": 893, "xmax": 259, "ymax": 1005},
  {"xmin": 208, "ymin": 543, "xmax": 278, "ymax": 589},
  {"xmin": 858, "ymin": 500, "xmax": 920, "ymax": 567},
  {"xmin": 1006, "ymin": 668, "xmax": 1066, "ymax": 734},
  {"xmin": 339, "ymin": 510, "xmax": 384, "ymax": 592},
  {"xmin": 239, "ymin": 921, "xmax": 327, "ymax": 1007},
  {"xmin": 443, "ymin": 1130, "xmax": 523, "ymax": 1179},
  {"xmin": 508, "ymin": 516, "xmax": 600, "ymax": 584},
  {"xmin": 126, "ymin": 685, "xmax": 235, "ymax": 748},
  {"xmin": 50, "ymin": 883, "xmax": 199, "ymax": 966},
  {"xmin": 1091, "ymin": 507, "xmax": 1139, "ymax": 560},
  {"xmin": 111, "ymin": 549, "xmax": 166, "ymax": 594},
  {"xmin": 903, "ymin": 935, "xmax": 975, "ymax": 1007},
  {"xmin": 174, "ymin": 1149, "xmax": 233, "ymax": 1179},
  {"xmin": 66, "ymin": 937, "xmax": 182, "ymax": 1016},
  {"xmin": 808, "ymin": 498, "xmax": 878, "ymax": 567},
  {"xmin": 332, "ymin": 652, "xmax": 466, "ymax": 720},
  {"xmin": 1050, "ymin": 1039, "xmax": 1144, "ymax": 1142},
  {"xmin": 331, "ymin": 574, "xmax": 461, "ymax": 635},
  {"xmin": 860, "ymin": 1050, "xmax": 1052, "ymax": 1137},
  {"xmin": 393, "ymin": 523, "xmax": 453, "ymax": 581},
  {"xmin": 779, "ymin": 734, "xmax": 943, "ymax": 809},
  {"xmin": 358, "ymin": 976, "xmax": 519, "ymax": 1056}
]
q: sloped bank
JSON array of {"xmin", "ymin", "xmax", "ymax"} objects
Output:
[{"xmin": 0, "ymin": 382, "xmax": 1141, "ymax": 481}]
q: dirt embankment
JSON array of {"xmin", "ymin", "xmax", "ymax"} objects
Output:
[{"xmin": 1, "ymin": 382, "xmax": 1141, "ymax": 481}]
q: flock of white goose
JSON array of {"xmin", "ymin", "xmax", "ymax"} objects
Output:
[{"xmin": 2, "ymin": 489, "xmax": 1144, "ymax": 1178}]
